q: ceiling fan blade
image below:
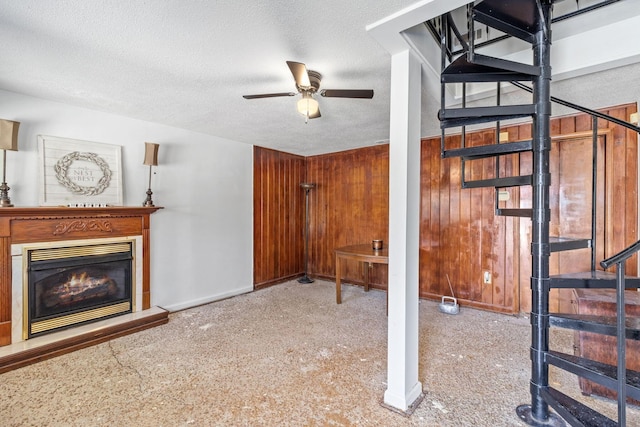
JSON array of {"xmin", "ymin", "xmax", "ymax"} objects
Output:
[
  {"xmin": 286, "ymin": 61, "xmax": 311, "ymax": 89},
  {"xmin": 320, "ymin": 89, "xmax": 374, "ymax": 99},
  {"xmin": 242, "ymin": 92, "xmax": 296, "ymax": 99}
]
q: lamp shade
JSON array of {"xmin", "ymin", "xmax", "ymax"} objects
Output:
[
  {"xmin": 143, "ymin": 142, "xmax": 159, "ymax": 166},
  {"xmin": 297, "ymin": 94, "xmax": 319, "ymax": 117},
  {"xmin": 0, "ymin": 119, "xmax": 19, "ymax": 151}
]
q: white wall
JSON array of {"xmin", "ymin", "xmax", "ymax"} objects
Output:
[{"xmin": 0, "ymin": 89, "xmax": 254, "ymax": 312}]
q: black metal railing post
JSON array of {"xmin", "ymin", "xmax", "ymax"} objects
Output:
[
  {"xmin": 600, "ymin": 239, "xmax": 640, "ymax": 425},
  {"xmin": 591, "ymin": 117, "xmax": 598, "ymax": 271},
  {"xmin": 615, "ymin": 260, "xmax": 627, "ymax": 426}
]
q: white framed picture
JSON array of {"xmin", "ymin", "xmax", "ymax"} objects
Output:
[{"xmin": 38, "ymin": 135, "xmax": 123, "ymax": 206}]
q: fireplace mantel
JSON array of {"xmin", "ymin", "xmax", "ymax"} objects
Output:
[{"xmin": 0, "ymin": 206, "xmax": 164, "ymax": 350}]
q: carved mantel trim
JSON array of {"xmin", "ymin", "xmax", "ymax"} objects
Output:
[{"xmin": 53, "ymin": 219, "xmax": 114, "ymax": 235}]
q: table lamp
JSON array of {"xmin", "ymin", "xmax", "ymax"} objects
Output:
[
  {"xmin": 142, "ymin": 142, "xmax": 159, "ymax": 207},
  {"xmin": 0, "ymin": 119, "xmax": 19, "ymax": 207}
]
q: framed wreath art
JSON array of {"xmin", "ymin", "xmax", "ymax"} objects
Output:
[{"xmin": 38, "ymin": 135, "xmax": 123, "ymax": 206}]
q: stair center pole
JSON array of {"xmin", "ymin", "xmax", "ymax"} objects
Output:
[
  {"xmin": 516, "ymin": 1, "xmax": 564, "ymax": 426},
  {"xmin": 530, "ymin": 0, "xmax": 555, "ymax": 422}
]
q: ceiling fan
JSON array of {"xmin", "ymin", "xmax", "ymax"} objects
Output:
[{"xmin": 242, "ymin": 61, "xmax": 374, "ymax": 122}]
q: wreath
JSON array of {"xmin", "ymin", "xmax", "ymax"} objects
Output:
[{"xmin": 54, "ymin": 151, "xmax": 112, "ymax": 196}]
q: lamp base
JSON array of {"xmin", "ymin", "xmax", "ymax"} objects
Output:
[
  {"xmin": 0, "ymin": 182, "xmax": 13, "ymax": 207},
  {"xmin": 143, "ymin": 188, "xmax": 154, "ymax": 207},
  {"xmin": 297, "ymin": 275, "xmax": 314, "ymax": 284}
]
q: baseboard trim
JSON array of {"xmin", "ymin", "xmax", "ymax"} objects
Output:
[{"xmin": 161, "ymin": 287, "xmax": 254, "ymax": 312}]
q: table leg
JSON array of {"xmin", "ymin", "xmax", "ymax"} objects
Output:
[
  {"xmin": 364, "ymin": 262, "xmax": 371, "ymax": 292},
  {"xmin": 336, "ymin": 255, "xmax": 342, "ymax": 304}
]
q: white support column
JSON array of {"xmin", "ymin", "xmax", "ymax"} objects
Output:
[{"xmin": 383, "ymin": 49, "xmax": 422, "ymax": 412}]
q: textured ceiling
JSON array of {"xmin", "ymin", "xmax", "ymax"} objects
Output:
[
  {"xmin": 0, "ymin": 0, "xmax": 418, "ymax": 155},
  {"xmin": 0, "ymin": 1, "xmax": 638, "ymax": 156}
]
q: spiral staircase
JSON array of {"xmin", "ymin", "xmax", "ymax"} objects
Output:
[{"xmin": 433, "ymin": 1, "xmax": 640, "ymax": 425}]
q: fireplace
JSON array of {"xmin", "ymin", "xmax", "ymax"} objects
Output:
[
  {"xmin": 25, "ymin": 240, "xmax": 134, "ymax": 339},
  {"xmin": 0, "ymin": 206, "xmax": 167, "ymax": 374}
]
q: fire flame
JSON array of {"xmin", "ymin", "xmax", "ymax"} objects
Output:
[{"xmin": 64, "ymin": 271, "xmax": 91, "ymax": 292}]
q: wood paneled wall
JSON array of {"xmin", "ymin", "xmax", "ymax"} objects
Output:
[
  {"xmin": 518, "ymin": 104, "xmax": 638, "ymax": 313},
  {"xmin": 305, "ymin": 145, "xmax": 390, "ymax": 288},
  {"xmin": 254, "ymin": 104, "xmax": 637, "ymax": 315},
  {"xmin": 253, "ymin": 147, "xmax": 306, "ymax": 288},
  {"xmin": 420, "ymin": 103, "xmax": 638, "ymax": 313},
  {"xmin": 254, "ymin": 144, "xmax": 389, "ymax": 289},
  {"xmin": 421, "ymin": 130, "xmax": 520, "ymax": 313}
]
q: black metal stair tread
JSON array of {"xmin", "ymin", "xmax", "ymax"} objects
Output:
[
  {"xmin": 550, "ymin": 270, "xmax": 640, "ymax": 289},
  {"xmin": 546, "ymin": 350, "xmax": 640, "ymax": 401},
  {"xmin": 439, "ymin": 105, "xmax": 536, "ymax": 129},
  {"xmin": 474, "ymin": 0, "xmax": 541, "ymax": 43},
  {"xmin": 441, "ymin": 54, "xmax": 537, "ymax": 83},
  {"xmin": 440, "ymin": 104, "xmax": 535, "ymax": 119},
  {"xmin": 549, "ymin": 313, "xmax": 640, "ymax": 340},
  {"xmin": 541, "ymin": 387, "xmax": 617, "ymax": 427},
  {"xmin": 470, "ymin": 53, "xmax": 539, "ymax": 78},
  {"xmin": 442, "ymin": 140, "xmax": 532, "ymax": 159},
  {"xmin": 549, "ymin": 236, "xmax": 591, "ymax": 252},
  {"xmin": 440, "ymin": 115, "xmax": 535, "ymax": 129},
  {"xmin": 462, "ymin": 175, "xmax": 531, "ymax": 189},
  {"xmin": 496, "ymin": 208, "xmax": 531, "ymax": 218}
]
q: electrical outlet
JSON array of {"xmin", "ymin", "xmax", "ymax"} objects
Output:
[{"xmin": 483, "ymin": 271, "xmax": 492, "ymax": 285}]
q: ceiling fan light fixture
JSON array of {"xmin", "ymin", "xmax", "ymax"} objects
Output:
[
  {"xmin": 243, "ymin": 61, "xmax": 372, "ymax": 122},
  {"xmin": 296, "ymin": 93, "xmax": 319, "ymax": 118}
]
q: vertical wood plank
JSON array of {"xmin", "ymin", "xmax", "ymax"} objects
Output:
[
  {"xmin": 142, "ymin": 228, "xmax": 151, "ymax": 309},
  {"xmin": 253, "ymin": 147, "xmax": 306, "ymax": 288},
  {"xmin": 0, "ymin": 235, "xmax": 11, "ymax": 345},
  {"xmin": 304, "ymin": 145, "xmax": 389, "ymax": 288}
]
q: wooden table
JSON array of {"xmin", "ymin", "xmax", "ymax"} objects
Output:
[{"xmin": 334, "ymin": 244, "xmax": 388, "ymax": 304}]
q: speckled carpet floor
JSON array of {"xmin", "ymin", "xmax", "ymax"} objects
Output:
[{"xmin": 1, "ymin": 279, "xmax": 639, "ymax": 426}]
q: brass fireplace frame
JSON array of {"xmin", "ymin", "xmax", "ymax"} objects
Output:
[{"xmin": 22, "ymin": 237, "xmax": 136, "ymax": 339}]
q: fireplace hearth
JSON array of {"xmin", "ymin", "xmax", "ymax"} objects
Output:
[{"xmin": 26, "ymin": 241, "xmax": 134, "ymax": 338}]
